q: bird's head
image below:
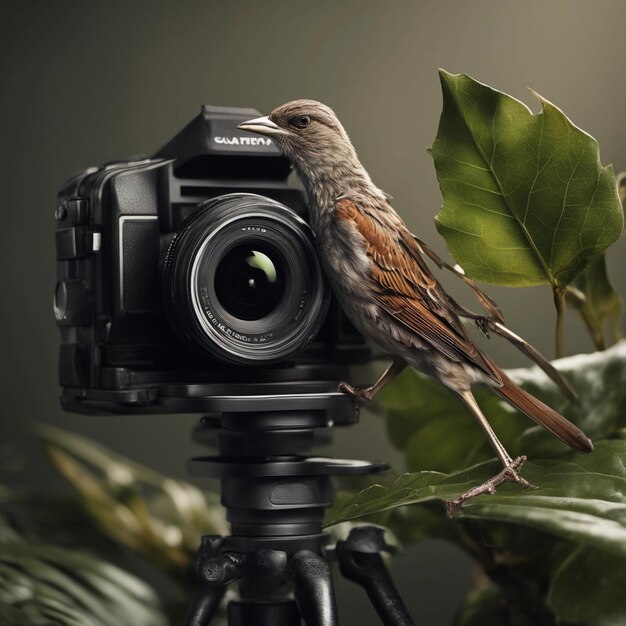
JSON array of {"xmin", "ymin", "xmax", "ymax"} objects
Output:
[{"xmin": 237, "ymin": 99, "xmax": 358, "ymax": 177}]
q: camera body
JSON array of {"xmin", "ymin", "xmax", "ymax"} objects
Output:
[{"xmin": 55, "ymin": 106, "xmax": 369, "ymax": 414}]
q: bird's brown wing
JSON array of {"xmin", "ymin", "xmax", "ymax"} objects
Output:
[{"xmin": 336, "ymin": 198, "xmax": 502, "ymax": 385}]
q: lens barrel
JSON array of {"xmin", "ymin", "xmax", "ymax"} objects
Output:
[{"xmin": 162, "ymin": 193, "xmax": 329, "ymax": 364}]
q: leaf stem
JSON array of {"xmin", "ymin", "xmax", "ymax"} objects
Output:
[
  {"xmin": 554, "ymin": 287, "xmax": 566, "ymax": 358},
  {"xmin": 564, "ymin": 287, "xmax": 607, "ymax": 351},
  {"xmin": 575, "ymin": 307, "xmax": 607, "ymax": 351}
]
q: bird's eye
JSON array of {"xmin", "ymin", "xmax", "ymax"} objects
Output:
[{"xmin": 292, "ymin": 115, "xmax": 311, "ymax": 129}]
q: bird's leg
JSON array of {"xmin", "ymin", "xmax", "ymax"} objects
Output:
[
  {"xmin": 444, "ymin": 456, "xmax": 529, "ymax": 518},
  {"xmin": 449, "ymin": 298, "xmax": 578, "ymax": 403},
  {"xmin": 489, "ymin": 322, "xmax": 578, "ymax": 403},
  {"xmin": 339, "ymin": 357, "xmax": 407, "ymax": 406},
  {"xmin": 444, "ymin": 390, "xmax": 536, "ymax": 517}
]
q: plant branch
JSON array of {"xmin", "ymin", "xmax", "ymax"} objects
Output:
[{"xmin": 553, "ymin": 287, "xmax": 566, "ymax": 358}]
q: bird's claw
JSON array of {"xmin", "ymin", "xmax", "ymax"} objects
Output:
[
  {"xmin": 474, "ymin": 315, "xmax": 492, "ymax": 338},
  {"xmin": 338, "ymin": 382, "xmax": 373, "ymax": 412},
  {"xmin": 443, "ymin": 456, "xmax": 536, "ymax": 518},
  {"xmin": 501, "ymin": 459, "xmax": 535, "ymax": 489}
]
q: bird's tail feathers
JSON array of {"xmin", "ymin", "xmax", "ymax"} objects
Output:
[{"xmin": 494, "ymin": 371, "xmax": 593, "ymax": 453}]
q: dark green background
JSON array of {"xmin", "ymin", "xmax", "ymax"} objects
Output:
[{"xmin": 2, "ymin": 1, "xmax": 625, "ymax": 624}]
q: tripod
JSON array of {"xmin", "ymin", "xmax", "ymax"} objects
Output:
[{"xmin": 176, "ymin": 381, "xmax": 415, "ymax": 626}]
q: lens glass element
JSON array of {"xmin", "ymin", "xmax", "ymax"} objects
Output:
[
  {"xmin": 162, "ymin": 193, "xmax": 330, "ymax": 364},
  {"xmin": 214, "ymin": 245, "xmax": 285, "ymax": 321}
]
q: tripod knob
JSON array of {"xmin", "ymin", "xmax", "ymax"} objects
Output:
[{"xmin": 198, "ymin": 553, "xmax": 245, "ymax": 586}]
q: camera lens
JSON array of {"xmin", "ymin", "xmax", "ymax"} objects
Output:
[
  {"xmin": 214, "ymin": 245, "xmax": 285, "ymax": 321},
  {"xmin": 162, "ymin": 193, "xmax": 330, "ymax": 364}
]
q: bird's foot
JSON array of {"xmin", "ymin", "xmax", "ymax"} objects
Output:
[
  {"xmin": 443, "ymin": 456, "xmax": 536, "ymax": 518},
  {"xmin": 474, "ymin": 315, "xmax": 492, "ymax": 338},
  {"xmin": 338, "ymin": 382, "xmax": 373, "ymax": 412}
]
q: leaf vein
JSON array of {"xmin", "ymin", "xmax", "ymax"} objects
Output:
[
  {"xmin": 455, "ymin": 99, "xmax": 554, "ymax": 282},
  {"xmin": 550, "ymin": 148, "xmax": 586, "ymax": 266}
]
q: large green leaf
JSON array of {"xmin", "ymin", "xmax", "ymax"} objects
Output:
[
  {"xmin": 0, "ymin": 541, "xmax": 166, "ymax": 626},
  {"xmin": 430, "ymin": 70, "xmax": 623, "ymax": 288},
  {"xmin": 325, "ymin": 441, "xmax": 626, "ymax": 558},
  {"xmin": 378, "ymin": 340, "xmax": 626, "ymax": 474},
  {"xmin": 548, "ymin": 546, "xmax": 626, "ymax": 626}
]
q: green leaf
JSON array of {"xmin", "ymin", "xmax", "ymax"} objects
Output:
[
  {"xmin": 325, "ymin": 468, "xmax": 453, "ymax": 526},
  {"xmin": 548, "ymin": 546, "xmax": 626, "ymax": 626},
  {"xmin": 36, "ymin": 425, "xmax": 228, "ymax": 573},
  {"xmin": 325, "ymin": 441, "xmax": 626, "ymax": 559},
  {"xmin": 565, "ymin": 253, "xmax": 623, "ymax": 349},
  {"xmin": 386, "ymin": 503, "xmax": 457, "ymax": 545},
  {"xmin": 379, "ymin": 341, "xmax": 626, "ymax": 474},
  {"xmin": 0, "ymin": 541, "xmax": 167, "ymax": 626},
  {"xmin": 430, "ymin": 70, "xmax": 623, "ymax": 288}
]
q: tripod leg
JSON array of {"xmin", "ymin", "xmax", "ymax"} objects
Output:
[
  {"xmin": 337, "ymin": 527, "xmax": 415, "ymax": 626},
  {"xmin": 288, "ymin": 550, "xmax": 338, "ymax": 626},
  {"xmin": 182, "ymin": 586, "xmax": 226, "ymax": 626}
]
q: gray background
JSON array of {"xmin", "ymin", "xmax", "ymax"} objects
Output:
[{"xmin": 2, "ymin": 1, "xmax": 625, "ymax": 624}]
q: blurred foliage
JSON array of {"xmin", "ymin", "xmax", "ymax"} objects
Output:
[
  {"xmin": 38, "ymin": 425, "xmax": 227, "ymax": 575},
  {"xmin": 548, "ymin": 547, "xmax": 626, "ymax": 626},
  {"xmin": 0, "ymin": 510, "xmax": 167, "ymax": 626},
  {"xmin": 0, "ymin": 428, "xmax": 230, "ymax": 626},
  {"xmin": 565, "ymin": 254, "xmax": 623, "ymax": 350}
]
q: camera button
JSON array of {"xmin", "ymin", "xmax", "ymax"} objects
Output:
[
  {"xmin": 67, "ymin": 197, "xmax": 87, "ymax": 225},
  {"xmin": 54, "ymin": 204, "xmax": 67, "ymax": 221},
  {"xmin": 56, "ymin": 227, "xmax": 82, "ymax": 259},
  {"xmin": 89, "ymin": 232, "xmax": 102, "ymax": 252}
]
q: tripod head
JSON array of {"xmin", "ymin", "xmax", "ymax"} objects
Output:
[
  {"xmin": 182, "ymin": 382, "xmax": 396, "ymax": 626},
  {"xmin": 188, "ymin": 382, "xmax": 387, "ymax": 550}
]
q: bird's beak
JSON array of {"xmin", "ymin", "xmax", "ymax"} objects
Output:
[{"xmin": 237, "ymin": 116, "xmax": 286, "ymax": 136}]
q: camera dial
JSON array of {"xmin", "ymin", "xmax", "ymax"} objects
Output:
[{"xmin": 162, "ymin": 193, "xmax": 330, "ymax": 364}]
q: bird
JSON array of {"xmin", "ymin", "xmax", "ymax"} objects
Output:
[{"xmin": 238, "ymin": 99, "xmax": 593, "ymax": 513}]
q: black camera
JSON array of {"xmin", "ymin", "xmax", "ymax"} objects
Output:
[{"xmin": 54, "ymin": 105, "xmax": 369, "ymax": 414}]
